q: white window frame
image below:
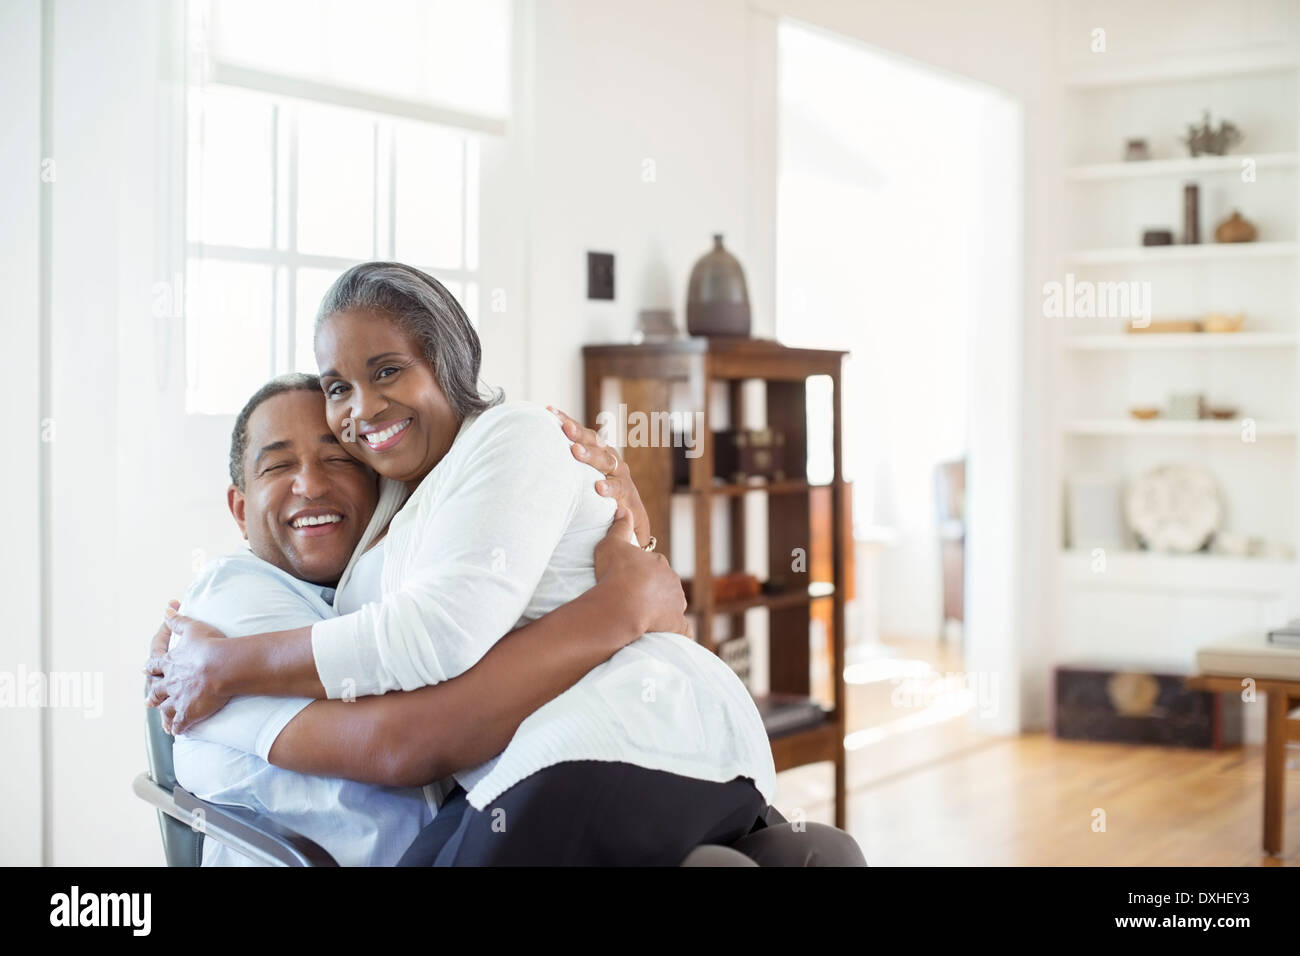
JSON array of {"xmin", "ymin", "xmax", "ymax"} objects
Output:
[
  {"xmin": 186, "ymin": 89, "xmax": 483, "ymax": 376},
  {"xmin": 183, "ymin": 0, "xmax": 511, "ymax": 415}
]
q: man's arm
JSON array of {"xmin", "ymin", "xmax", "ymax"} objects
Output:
[
  {"xmin": 268, "ymin": 530, "xmax": 657, "ymax": 786},
  {"xmin": 167, "ymin": 560, "xmax": 327, "ymax": 757}
]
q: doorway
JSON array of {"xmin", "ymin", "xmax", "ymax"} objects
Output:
[{"xmin": 775, "ymin": 19, "xmax": 1023, "ymax": 803}]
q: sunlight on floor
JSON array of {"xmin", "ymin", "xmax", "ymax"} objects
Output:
[{"xmin": 775, "ymin": 635, "xmax": 985, "ymax": 823}]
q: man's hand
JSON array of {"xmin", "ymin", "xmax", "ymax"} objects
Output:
[
  {"xmin": 549, "ymin": 406, "xmax": 652, "ymax": 548},
  {"xmin": 594, "ymin": 508, "xmax": 691, "ymax": 639},
  {"xmin": 143, "ymin": 599, "xmax": 180, "ymax": 702},
  {"xmin": 144, "ymin": 609, "xmax": 234, "ymax": 735}
]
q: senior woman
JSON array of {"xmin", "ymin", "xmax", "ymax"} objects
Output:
[{"xmin": 151, "ymin": 261, "xmax": 779, "ymax": 865}]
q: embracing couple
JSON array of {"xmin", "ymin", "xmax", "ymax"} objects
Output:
[{"xmin": 145, "ymin": 262, "xmax": 864, "ymax": 866}]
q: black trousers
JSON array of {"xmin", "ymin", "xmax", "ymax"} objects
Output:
[{"xmin": 398, "ymin": 761, "xmax": 767, "ymax": 866}]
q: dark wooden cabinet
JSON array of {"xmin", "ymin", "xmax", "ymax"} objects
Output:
[{"xmin": 583, "ymin": 338, "xmax": 849, "ymax": 827}]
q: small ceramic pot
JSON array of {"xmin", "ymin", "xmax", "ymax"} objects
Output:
[{"xmin": 1214, "ymin": 211, "xmax": 1257, "ymax": 243}]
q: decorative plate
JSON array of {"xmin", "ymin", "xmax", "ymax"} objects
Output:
[{"xmin": 1125, "ymin": 464, "xmax": 1222, "ymax": 553}]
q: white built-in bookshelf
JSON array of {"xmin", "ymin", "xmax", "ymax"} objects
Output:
[{"xmin": 1056, "ymin": 42, "xmax": 1300, "ymax": 671}]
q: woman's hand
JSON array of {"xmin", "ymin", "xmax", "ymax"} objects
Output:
[
  {"xmin": 143, "ymin": 608, "xmax": 235, "ymax": 735},
  {"xmin": 549, "ymin": 405, "xmax": 652, "ymax": 549},
  {"xmin": 594, "ymin": 509, "xmax": 691, "ymax": 640}
]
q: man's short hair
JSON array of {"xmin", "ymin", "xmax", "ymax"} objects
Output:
[{"xmin": 229, "ymin": 373, "xmax": 322, "ymax": 490}]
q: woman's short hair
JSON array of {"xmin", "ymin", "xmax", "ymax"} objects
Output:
[{"xmin": 314, "ymin": 262, "xmax": 502, "ymax": 417}]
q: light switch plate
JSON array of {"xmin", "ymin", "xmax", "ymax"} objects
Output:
[{"xmin": 587, "ymin": 251, "xmax": 614, "ymax": 300}]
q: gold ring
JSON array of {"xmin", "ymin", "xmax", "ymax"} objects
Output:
[{"xmin": 643, "ymin": 535, "xmax": 657, "ymax": 552}]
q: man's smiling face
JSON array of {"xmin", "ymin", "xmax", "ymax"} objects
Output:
[{"xmin": 228, "ymin": 389, "xmax": 379, "ymax": 586}]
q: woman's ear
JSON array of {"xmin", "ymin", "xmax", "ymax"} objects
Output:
[{"xmin": 227, "ymin": 484, "xmax": 249, "ymax": 540}]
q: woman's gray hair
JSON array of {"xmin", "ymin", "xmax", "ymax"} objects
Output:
[{"xmin": 314, "ymin": 262, "xmax": 503, "ymax": 416}]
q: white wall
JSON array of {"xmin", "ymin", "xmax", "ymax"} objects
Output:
[
  {"xmin": 0, "ymin": 0, "xmax": 46, "ymax": 867},
  {"xmin": 520, "ymin": 0, "xmax": 769, "ymax": 412},
  {"xmin": 42, "ymin": 0, "xmax": 194, "ymax": 866}
]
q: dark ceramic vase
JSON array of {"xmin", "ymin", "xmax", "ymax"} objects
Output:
[{"xmin": 686, "ymin": 234, "xmax": 751, "ymax": 337}]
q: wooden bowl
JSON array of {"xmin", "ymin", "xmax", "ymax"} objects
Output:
[
  {"xmin": 1204, "ymin": 312, "xmax": 1245, "ymax": 333},
  {"xmin": 1130, "ymin": 407, "xmax": 1161, "ymax": 420}
]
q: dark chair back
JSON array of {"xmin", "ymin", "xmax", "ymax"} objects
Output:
[{"xmin": 143, "ymin": 704, "xmax": 204, "ymax": 866}]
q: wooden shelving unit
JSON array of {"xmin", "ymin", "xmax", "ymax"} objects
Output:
[{"xmin": 583, "ymin": 338, "xmax": 849, "ymax": 827}]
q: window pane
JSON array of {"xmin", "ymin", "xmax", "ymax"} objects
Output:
[
  {"xmin": 185, "ymin": 258, "xmax": 274, "ymax": 415},
  {"xmin": 394, "ymin": 122, "xmax": 464, "ymax": 269},
  {"xmin": 437, "ymin": 278, "xmax": 464, "ymax": 313},
  {"xmin": 462, "ymin": 282, "xmax": 479, "ymax": 328},
  {"xmin": 464, "ymin": 137, "xmax": 480, "ymax": 270},
  {"xmin": 188, "ymin": 86, "xmax": 273, "ymax": 248},
  {"xmin": 273, "ymin": 265, "xmax": 290, "ymax": 371},
  {"xmin": 210, "ymin": 0, "xmax": 512, "ymax": 120},
  {"xmin": 296, "ymin": 103, "xmax": 376, "ymax": 260},
  {"xmin": 295, "ymin": 266, "xmax": 345, "ymax": 374}
]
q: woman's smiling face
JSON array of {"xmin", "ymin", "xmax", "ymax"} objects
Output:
[{"xmin": 316, "ymin": 308, "xmax": 462, "ymax": 490}]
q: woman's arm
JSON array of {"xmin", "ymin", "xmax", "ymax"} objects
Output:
[{"xmin": 266, "ymin": 512, "xmax": 683, "ymax": 786}]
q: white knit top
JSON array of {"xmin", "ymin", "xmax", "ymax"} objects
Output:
[{"xmin": 311, "ymin": 401, "xmax": 776, "ymax": 810}]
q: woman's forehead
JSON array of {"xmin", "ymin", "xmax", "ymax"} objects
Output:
[{"xmin": 316, "ymin": 309, "xmax": 420, "ymax": 367}]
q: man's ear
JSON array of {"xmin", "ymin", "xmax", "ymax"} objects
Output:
[{"xmin": 227, "ymin": 484, "xmax": 249, "ymax": 540}]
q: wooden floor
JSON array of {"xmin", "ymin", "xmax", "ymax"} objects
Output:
[{"xmin": 775, "ymin": 637, "xmax": 1300, "ymax": 866}]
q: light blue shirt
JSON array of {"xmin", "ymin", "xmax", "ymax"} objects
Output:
[{"xmin": 171, "ymin": 550, "xmax": 435, "ymax": 866}]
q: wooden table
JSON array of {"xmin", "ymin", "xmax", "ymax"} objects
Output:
[{"xmin": 1187, "ymin": 674, "xmax": 1300, "ymax": 856}]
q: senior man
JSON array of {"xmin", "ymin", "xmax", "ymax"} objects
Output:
[{"xmin": 147, "ymin": 373, "xmax": 678, "ymax": 866}]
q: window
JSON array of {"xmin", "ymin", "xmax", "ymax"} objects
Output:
[{"xmin": 183, "ymin": 0, "xmax": 509, "ymax": 414}]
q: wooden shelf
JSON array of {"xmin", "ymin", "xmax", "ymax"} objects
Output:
[
  {"xmin": 768, "ymin": 721, "xmax": 842, "ymax": 773},
  {"xmin": 752, "ymin": 692, "xmax": 832, "ymax": 739},
  {"xmin": 690, "ymin": 582, "xmax": 835, "ymax": 617},
  {"xmin": 673, "ymin": 478, "xmax": 813, "ymax": 497}
]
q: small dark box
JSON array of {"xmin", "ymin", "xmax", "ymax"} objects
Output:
[
  {"xmin": 587, "ymin": 251, "xmax": 614, "ymax": 300},
  {"xmin": 1053, "ymin": 662, "xmax": 1241, "ymax": 749},
  {"xmin": 671, "ymin": 428, "xmax": 786, "ymax": 486},
  {"xmin": 714, "ymin": 429, "xmax": 785, "ymax": 483}
]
